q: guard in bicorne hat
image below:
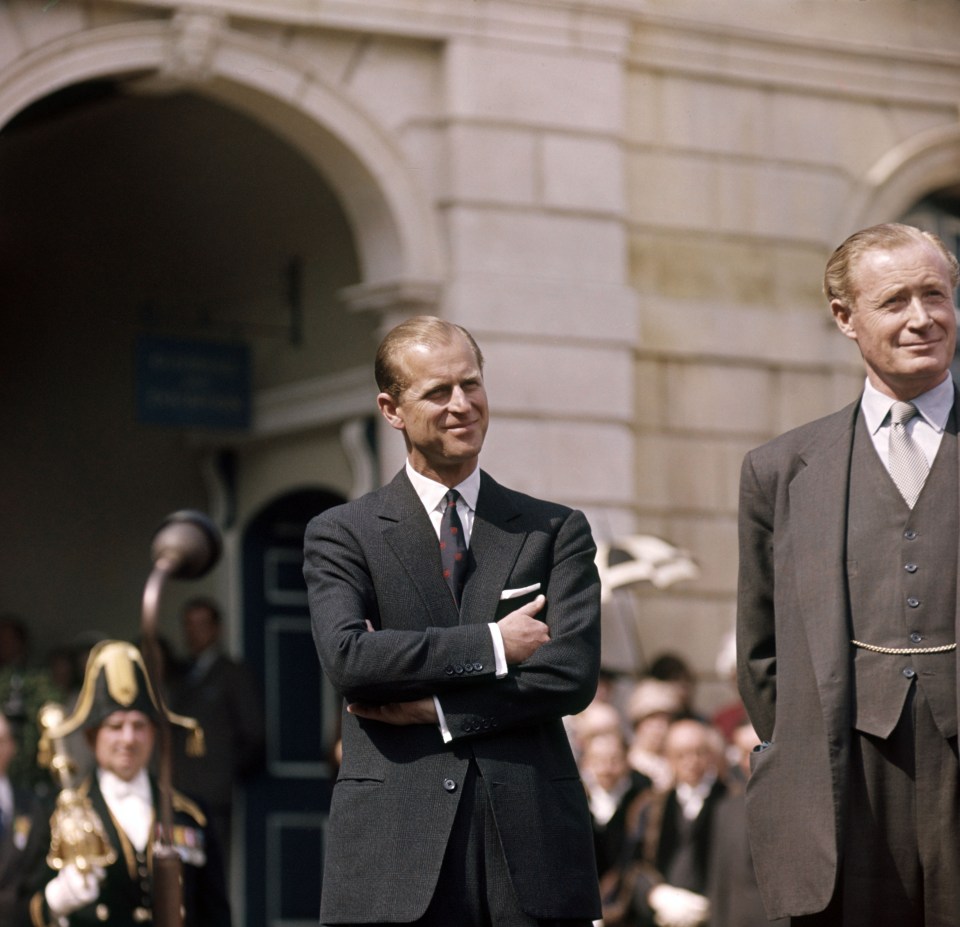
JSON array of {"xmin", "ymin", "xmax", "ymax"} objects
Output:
[{"xmin": 29, "ymin": 641, "xmax": 232, "ymax": 927}]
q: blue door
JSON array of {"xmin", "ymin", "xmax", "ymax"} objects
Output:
[{"xmin": 242, "ymin": 488, "xmax": 345, "ymax": 927}]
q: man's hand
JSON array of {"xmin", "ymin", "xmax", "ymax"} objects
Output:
[
  {"xmin": 347, "ymin": 696, "xmax": 438, "ymax": 726},
  {"xmin": 498, "ymin": 594, "xmax": 549, "ymax": 664}
]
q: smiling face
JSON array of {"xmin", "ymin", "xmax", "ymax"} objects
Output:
[
  {"xmin": 832, "ymin": 239, "xmax": 957, "ymax": 400},
  {"xmin": 377, "ymin": 331, "xmax": 489, "ymax": 487},
  {"xmin": 93, "ymin": 710, "xmax": 155, "ymax": 782}
]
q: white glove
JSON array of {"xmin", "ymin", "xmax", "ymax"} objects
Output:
[
  {"xmin": 45, "ymin": 865, "xmax": 104, "ymax": 917},
  {"xmin": 648, "ymin": 884, "xmax": 710, "ymax": 927}
]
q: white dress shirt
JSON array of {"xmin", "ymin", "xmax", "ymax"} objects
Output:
[
  {"xmin": 405, "ymin": 462, "xmax": 509, "ymax": 742},
  {"xmin": 99, "ymin": 768, "xmax": 154, "ymax": 852},
  {"xmin": 860, "ymin": 375, "xmax": 954, "ymax": 470},
  {"xmin": 0, "ymin": 775, "xmax": 13, "ymax": 832}
]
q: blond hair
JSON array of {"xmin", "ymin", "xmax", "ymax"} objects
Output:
[
  {"xmin": 375, "ymin": 316, "xmax": 484, "ymax": 400},
  {"xmin": 824, "ymin": 222, "xmax": 960, "ymax": 309}
]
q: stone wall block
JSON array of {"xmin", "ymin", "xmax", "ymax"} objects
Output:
[
  {"xmin": 483, "ymin": 418, "xmax": 633, "ymax": 505},
  {"xmin": 447, "ymin": 123, "xmax": 536, "ymax": 203},
  {"xmin": 665, "ymin": 363, "xmax": 773, "ymax": 434},
  {"xmin": 447, "ymin": 276, "xmax": 638, "ymax": 343},
  {"xmin": 541, "ymin": 134, "xmax": 624, "ymax": 213},
  {"xmin": 446, "ymin": 41, "xmax": 622, "ymax": 133},
  {"xmin": 485, "ymin": 341, "xmax": 633, "ymax": 420},
  {"xmin": 448, "ymin": 207, "xmax": 626, "ymax": 282}
]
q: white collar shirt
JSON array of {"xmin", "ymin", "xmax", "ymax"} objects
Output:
[
  {"xmin": 99, "ymin": 768, "xmax": 154, "ymax": 852},
  {"xmin": 404, "ymin": 461, "xmax": 480, "ymax": 546},
  {"xmin": 675, "ymin": 774, "xmax": 716, "ymax": 822},
  {"xmin": 0, "ymin": 776, "xmax": 12, "ymax": 827},
  {"xmin": 861, "ymin": 375, "xmax": 954, "ymax": 470}
]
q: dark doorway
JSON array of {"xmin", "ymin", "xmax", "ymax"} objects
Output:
[{"xmin": 242, "ymin": 487, "xmax": 345, "ymax": 927}]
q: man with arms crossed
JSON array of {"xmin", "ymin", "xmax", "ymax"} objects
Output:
[
  {"xmin": 304, "ymin": 316, "xmax": 601, "ymax": 926},
  {"xmin": 738, "ymin": 223, "xmax": 960, "ymax": 925}
]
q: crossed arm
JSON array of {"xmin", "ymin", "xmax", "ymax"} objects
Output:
[
  {"xmin": 305, "ymin": 506, "xmax": 600, "ymax": 735},
  {"xmin": 347, "ymin": 596, "xmax": 551, "ymax": 725}
]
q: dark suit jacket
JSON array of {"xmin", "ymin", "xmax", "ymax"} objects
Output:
[
  {"xmin": 170, "ymin": 652, "xmax": 266, "ymax": 810},
  {"xmin": 736, "ymin": 390, "xmax": 960, "ymax": 919},
  {"xmin": 30, "ymin": 775, "xmax": 231, "ymax": 927},
  {"xmin": 304, "ymin": 468, "xmax": 602, "ymax": 923},
  {"xmin": 0, "ymin": 785, "xmax": 49, "ymax": 926}
]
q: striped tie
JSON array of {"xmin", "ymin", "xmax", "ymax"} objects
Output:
[{"xmin": 888, "ymin": 401, "xmax": 929, "ymax": 509}]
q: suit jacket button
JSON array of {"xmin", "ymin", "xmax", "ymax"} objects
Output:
[
  {"xmin": 445, "ymin": 665, "xmax": 455, "ymax": 675},
  {"xmin": 473, "ymin": 662, "xmax": 483, "ymax": 671},
  {"xmin": 455, "ymin": 664, "xmax": 464, "ymax": 674},
  {"xmin": 907, "ymin": 597, "xmax": 920, "ymax": 608},
  {"xmin": 902, "ymin": 667, "xmax": 916, "ymax": 679},
  {"xmin": 910, "ymin": 631, "xmax": 923, "ymax": 643},
  {"xmin": 904, "ymin": 529, "xmax": 918, "ymax": 540},
  {"xmin": 443, "ymin": 778, "xmax": 457, "ymax": 792}
]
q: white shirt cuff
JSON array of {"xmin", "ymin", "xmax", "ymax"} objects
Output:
[
  {"xmin": 434, "ymin": 696, "xmax": 452, "ymax": 743},
  {"xmin": 489, "ymin": 622, "xmax": 508, "ymax": 677}
]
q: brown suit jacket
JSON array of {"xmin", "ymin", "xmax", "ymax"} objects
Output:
[{"xmin": 736, "ymin": 389, "xmax": 960, "ymax": 918}]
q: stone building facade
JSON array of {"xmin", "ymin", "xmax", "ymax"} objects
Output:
[{"xmin": 2, "ymin": 1, "xmax": 960, "ymax": 920}]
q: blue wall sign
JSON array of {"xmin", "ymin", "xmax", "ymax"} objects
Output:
[{"xmin": 136, "ymin": 336, "xmax": 251, "ymax": 430}]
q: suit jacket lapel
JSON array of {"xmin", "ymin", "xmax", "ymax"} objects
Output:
[
  {"xmin": 461, "ymin": 472, "xmax": 526, "ymax": 625},
  {"xmin": 379, "ymin": 471, "xmax": 461, "ymax": 626},
  {"xmin": 951, "ymin": 387, "xmax": 960, "ymax": 729},
  {"xmin": 789, "ymin": 400, "xmax": 859, "ymax": 723}
]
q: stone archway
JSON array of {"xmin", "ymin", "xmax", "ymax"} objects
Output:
[
  {"xmin": 849, "ymin": 124, "xmax": 960, "ymax": 232},
  {"xmin": 0, "ymin": 9, "xmax": 444, "ymax": 295}
]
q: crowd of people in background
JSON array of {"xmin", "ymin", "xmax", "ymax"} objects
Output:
[
  {"xmin": 1, "ymin": 603, "xmax": 774, "ymax": 927},
  {"xmin": 1, "ymin": 598, "xmax": 773, "ymax": 927},
  {"xmin": 568, "ymin": 653, "xmax": 783, "ymax": 927}
]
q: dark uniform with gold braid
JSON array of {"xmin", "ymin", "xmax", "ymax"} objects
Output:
[{"xmin": 29, "ymin": 641, "xmax": 231, "ymax": 927}]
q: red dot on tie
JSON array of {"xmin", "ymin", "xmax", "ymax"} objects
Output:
[
  {"xmin": 443, "ymin": 569, "xmax": 451, "ymax": 578},
  {"xmin": 450, "ymin": 526, "xmax": 458, "ymax": 535},
  {"xmin": 454, "ymin": 553, "xmax": 463, "ymax": 562},
  {"xmin": 439, "ymin": 541, "xmax": 447, "ymax": 550}
]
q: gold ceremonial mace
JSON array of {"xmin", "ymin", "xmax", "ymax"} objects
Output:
[
  {"xmin": 38, "ymin": 702, "xmax": 117, "ymax": 873},
  {"xmin": 140, "ymin": 511, "xmax": 221, "ymax": 927}
]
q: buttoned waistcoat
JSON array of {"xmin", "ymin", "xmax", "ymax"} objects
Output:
[{"xmin": 736, "ymin": 391, "xmax": 960, "ymax": 919}]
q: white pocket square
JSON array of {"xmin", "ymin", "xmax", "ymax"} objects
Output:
[{"xmin": 499, "ymin": 583, "xmax": 541, "ymax": 600}]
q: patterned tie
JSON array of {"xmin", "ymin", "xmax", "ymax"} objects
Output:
[
  {"xmin": 439, "ymin": 489, "xmax": 467, "ymax": 605},
  {"xmin": 888, "ymin": 401, "xmax": 929, "ymax": 509}
]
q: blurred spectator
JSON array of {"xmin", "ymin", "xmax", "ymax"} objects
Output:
[
  {"xmin": 568, "ymin": 699, "xmax": 625, "ymax": 761},
  {"xmin": 595, "ymin": 666, "xmax": 624, "ymax": 705},
  {"xmin": 44, "ymin": 648, "xmax": 78, "ymax": 701},
  {"xmin": 0, "ymin": 615, "xmax": 60, "ymax": 792},
  {"xmin": 579, "ymin": 730, "xmax": 651, "ymax": 884},
  {"xmin": 646, "ymin": 652, "xmax": 700, "ymax": 719},
  {"xmin": 0, "ymin": 709, "xmax": 48, "ymax": 925},
  {"xmin": 626, "ymin": 678, "xmax": 684, "ymax": 791},
  {"xmin": 710, "ymin": 629, "xmax": 749, "ymax": 744},
  {"xmin": 602, "ymin": 718, "xmax": 724, "ymax": 927},
  {"xmin": 707, "ymin": 721, "xmax": 787, "ymax": 927},
  {"xmin": 168, "ymin": 597, "xmax": 265, "ymax": 869}
]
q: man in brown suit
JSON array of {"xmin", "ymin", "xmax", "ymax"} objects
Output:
[{"xmin": 737, "ymin": 223, "xmax": 960, "ymax": 926}]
